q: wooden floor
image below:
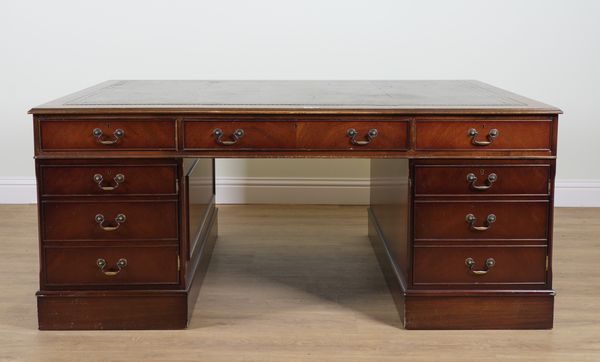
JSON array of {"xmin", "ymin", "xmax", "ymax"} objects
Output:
[{"xmin": 0, "ymin": 205, "xmax": 599, "ymax": 361}]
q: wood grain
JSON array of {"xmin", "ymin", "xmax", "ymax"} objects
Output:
[
  {"xmin": 414, "ymin": 162, "xmax": 551, "ymax": 196},
  {"xmin": 413, "ymin": 200, "xmax": 549, "ymax": 240},
  {"xmin": 1, "ymin": 205, "xmax": 598, "ymax": 360},
  {"xmin": 43, "ymin": 244, "xmax": 180, "ymax": 287},
  {"xmin": 296, "ymin": 120, "xmax": 409, "ymax": 150},
  {"xmin": 404, "ymin": 295, "xmax": 554, "ymax": 330},
  {"xmin": 412, "ymin": 245, "xmax": 548, "ymax": 286},
  {"xmin": 183, "ymin": 120, "xmax": 296, "ymax": 150},
  {"xmin": 39, "ymin": 161, "xmax": 178, "ymax": 196},
  {"xmin": 39, "ymin": 118, "xmax": 177, "ymax": 151},
  {"xmin": 41, "ymin": 200, "xmax": 179, "ymax": 241},
  {"xmin": 37, "ymin": 292, "xmax": 188, "ymax": 330},
  {"xmin": 415, "ymin": 119, "xmax": 552, "ymax": 151}
]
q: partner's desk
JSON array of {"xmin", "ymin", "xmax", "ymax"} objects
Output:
[{"xmin": 29, "ymin": 80, "xmax": 561, "ymax": 330}]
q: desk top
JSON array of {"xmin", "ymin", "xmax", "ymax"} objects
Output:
[{"xmin": 30, "ymin": 80, "xmax": 561, "ymax": 115}]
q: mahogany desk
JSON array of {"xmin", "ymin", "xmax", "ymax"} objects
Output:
[{"xmin": 29, "ymin": 80, "xmax": 561, "ymax": 330}]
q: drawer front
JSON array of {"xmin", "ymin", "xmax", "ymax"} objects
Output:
[
  {"xmin": 39, "ymin": 119, "xmax": 176, "ymax": 151},
  {"xmin": 40, "ymin": 163, "xmax": 178, "ymax": 196},
  {"xmin": 413, "ymin": 246, "xmax": 547, "ymax": 285},
  {"xmin": 44, "ymin": 245, "xmax": 179, "ymax": 286},
  {"xmin": 297, "ymin": 121, "xmax": 409, "ymax": 150},
  {"xmin": 183, "ymin": 121, "xmax": 296, "ymax": 149},
  {"xmin": 42, "ymin": 201, "xmax": 178, "ymax": 241},
  {"xmin": 414, "ymin": 201, "xmax": 549, "ymax": 240},
  {"xmin": 414, "ymin": 164, "xmax": 550, "ymax": 196},
  {"xmin": 415, "ymin": 120, "xmax": 552, "ymax": 151}
]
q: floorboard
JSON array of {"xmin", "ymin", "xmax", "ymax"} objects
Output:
[{"xmin": 0, "ymin": 205, "xmax": 598, "ymax": 361}]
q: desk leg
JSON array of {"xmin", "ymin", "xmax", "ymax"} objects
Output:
[
  {"xmin": 368, "ymin": 159, "xmax": 554, "ymax": 329},
  {"xmin": 37, "ymin": 158, "xmax": 219, "ymax": 330}
]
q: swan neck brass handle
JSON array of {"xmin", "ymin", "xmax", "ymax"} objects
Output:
[
  {"xmin": 347, "ymin": 128, "xmax": 378, "ymax": 146},
  {"xmin": 93, "ymin": 173, "xmax": 125, "ymax": 191},
  {"xmin": 213, "ymin": 128, "xmax": 245, "ymax": 145},
  {"xmin": 466, "ymin": 172, "xmax": 497, "ymax": 191},
  {"xmin": 95, "ymin": 213, "xmax": 126, "ymax": 231},
  {"xmin": 96, "ymin": 258, "xmax": 128, "ymax": 276},
  {"xmin": 465, "ymin": 257, "xmax": 495, "ymax": 275},
  {"xmin": 468, "ymin": 128, "xmax": 498, "ymax": 146},
  {"xmin": 93, "ymin": 128, "xmax": 125, "ymax": 145},
  {"xmin": 465, "ymin": 213, "xmax": 496, "ymax": 231}
]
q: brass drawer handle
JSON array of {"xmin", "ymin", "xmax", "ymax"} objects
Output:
[
  {"xmin": 96, "ymin": 258, "xmax": 128, "ymax": 276},
  {"xmin": 466, "ymin": 172, "xmax": 497, "ymax": 191},
  {"xmin": 347, "ymin": 128, "xmax": 378, "ymax": 146},
  {"xmin": 468, "ymin": 128, "xmax": 498, "ymax": 146},
  {"xmin": 213, "ymin": 128, "xmax": 245, "ymax": 145},
  {"xmin": 93, "ymin": 173, "xmax": 125, "ymax": 191},
  {"xmin": 95, "ymin": 213, "xmax": 126, "ymax": 231},
  {"xmin": 92, "ymin": 128, "xmax": 125, "ymax": 145},
  {"xmin": 465, "ymin": 257, "xmax": 495, "ymax": 275},
  {"xmin": 465, "ymin": 213, "xmax": 496, "ymax": 231}
]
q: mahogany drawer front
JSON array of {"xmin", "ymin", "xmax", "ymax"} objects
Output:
[
  {"xmin": 39, "ymin": 119, "xmax": 176, "ymax": 151},
  {"xmin": 296, "ymin": 121, "xmax": 409, "ymax": 150},
  {"xmin": 413, "ymin": 201, "xmax": 549, "ymax": 240},
  {"xmin": 183, "ymin": 121, "xmax": 296, "ymax": 150},
  {"xmin": 44, "ymin": 245, "xmax": 179, "ymax": 286},
  {"xmin": 42, "ymin": 200, "xmax": 178, "ymax": 241},
  {"xmin": 414, "ymin": 164, "xmax": 550, "ymax": 196},
  {"xmin": 415, "ymin": 120, "xmax": 552, "ymax": 151},
  {"xmin": 40, "ymin": 163, "xmax": 178, "ymax": 196},
  {"xmin": 413, "ymin": 246, "xmax": 547, "ymax": 286}
]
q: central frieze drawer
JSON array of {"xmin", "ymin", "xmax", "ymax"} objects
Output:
[
  {"xmin": 44, "ymin": 245, "xmax": 179, "ymax": 287},
  {"xmin": 183, "ymin": 121, "xmax": 296, "ymax": 150},
  {"xmin": 413, "ymin": 200, "xmax": 549, "ymax": 240},
  {"xmin": 39, "ymin": 119, "xmax": 176, "ymax": 151},
  {"xmin": 415, "ymin": 120, "xmax": 552, "ymax": 151},
  {"xmin": 42, "ymin": 200, "xmax": 178, "ymax": 241},
  {"xmin": 413, "ymin": 245, "xmax": 547, "ymax": 286},
  {"xmin": 296, "ymin": 121, "xmax": 409, "ymax": 150},
  {"xmin": 183, "ymin": 120, "xmax": 410, "ymax": 150}
]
